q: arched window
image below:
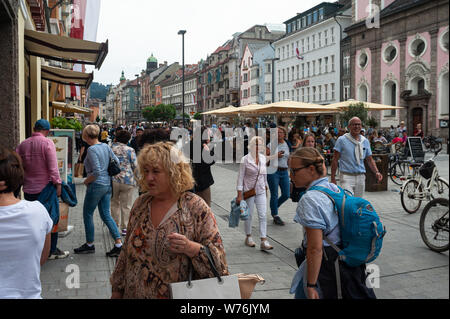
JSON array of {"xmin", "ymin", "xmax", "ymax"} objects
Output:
[
  {"xmin": 410, "ymin": 77, "xmax": 426, "ymax": 95},
  {"xmin": 383, "ymin": 81, "xmax": 397, "ymax": 116},
  {"xmin": 358, "ymin": 84, "xmax": 368, "ymax": 102}
]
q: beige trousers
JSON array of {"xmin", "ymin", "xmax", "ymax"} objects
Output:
[{"xmin": 111, "ymin": 181, "xmax": 135, "ymax": 230}]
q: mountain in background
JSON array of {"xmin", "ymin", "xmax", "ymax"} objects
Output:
[{"xmin": 89, "ymin": 82, "xmax": 110, "ymax": 101}]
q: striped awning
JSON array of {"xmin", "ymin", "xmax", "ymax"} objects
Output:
[
  {"xmin": 41, "ymin": 65, "xmax": 93, "ymax": 88},
  {"xmin": 50, "ymin": 101, "xmax": 92, "ymax": 115},
  {"xmin": 24, "ymin": 29, "xmax": 108, "ymax": 69}
]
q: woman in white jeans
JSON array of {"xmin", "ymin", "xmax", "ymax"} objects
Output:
[{"xmin": 236, "ymin": 136, "xmax": 273, "ymax": 251}]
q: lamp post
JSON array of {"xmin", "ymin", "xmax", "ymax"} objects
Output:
[{"xmin": 178, "ymin": 30, "xmax": 186, "ymax": 127}]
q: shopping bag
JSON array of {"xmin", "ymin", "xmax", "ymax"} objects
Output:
[
  {"xmin": 170, "ymin": 273, "xmax": 241, "ymax": 299},
  {"xmin": 237, "ymin": 273, "xmax": 265, "ymax": 299},
  {"xmin": 52, "ymin": 202, "xmax": 69, "ymax": 233},
  {"xmin": 74, "ymin": 163, "xmax": 84, "ymax": 178},
  {"xmin": 169, "ymin": 246, "xmax": 241, "ymax": 299}
]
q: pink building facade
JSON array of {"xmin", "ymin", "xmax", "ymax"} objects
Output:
[
  {"xmin": 346, "ymin": 0, "xmax": 449, "ymax": 138},
  {"xmin": 240, "ymin": 44, "xmax": 253, "ymax": 106}
]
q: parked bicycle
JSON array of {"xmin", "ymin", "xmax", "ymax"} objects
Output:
[
  {"xmin": 388, "ymin": 152, "xmax": 413, "ymax": 186},
  {"xmin": 419, "ymin": 197, "xmax": 449, "ymax": 252},
  {"xmin": 423, "ymin": 135, "xmax": 443, "ymax": 153},
  {"xmin": 400, "ymin": 148, "xmax": 449, "ymax": 214}
]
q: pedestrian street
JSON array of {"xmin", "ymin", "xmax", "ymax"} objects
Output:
[{"xmin": 40, "ymin": 152, "xmax": 449, "ymax": 299}]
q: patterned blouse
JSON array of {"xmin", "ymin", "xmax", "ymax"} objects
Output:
[
  {"xmin": 110, "ymin": 192, "xmax": 229, "ymax": 299},
  {"xmin": 111, "ymin": 142, "xmax": 138, "ymax": 186}
]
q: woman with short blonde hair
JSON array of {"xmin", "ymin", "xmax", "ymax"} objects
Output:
[{"xmin": 110, "ymin": 142, "xmax": 228, "ymax": 299}]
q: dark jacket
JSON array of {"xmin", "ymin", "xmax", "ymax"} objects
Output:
[
  {"xmin": 188, "ymin": 140, "xmax": 215, "ymax": 192},
  {"xmin": 37, "ymin": 182, "xmax": 78, "ymax": 225}
]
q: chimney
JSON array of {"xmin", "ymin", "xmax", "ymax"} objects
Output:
[
  {"xmin": 159, "ymin": 64, "xmax": 164, "ymax": 68},
  {"xmin": 164, "ymin": 61, "xmax": 168, "ymax": 66}
]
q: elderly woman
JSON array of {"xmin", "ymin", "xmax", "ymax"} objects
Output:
[
  {"xmin": 0, "ymin": 148, "xmax": 52, "ymax": 298},
  {"xmin": 110, "ymin": 142, "xmax": 229, "ymax": 299},
  {"xmin": 236, "ymin": 136, "xmax": 272, "ymax": 250},
  {"xmin": 289, "ymin": 147, "xmax": 376, "ymax": 299},
  {"xmin": 74, "ymin": 124, "xmax": 123, "ymax": 257}
]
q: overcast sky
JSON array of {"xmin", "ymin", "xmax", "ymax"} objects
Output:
[{"xmin": 91, "ymin": 0, "xmax": 324, "ymax": 85}]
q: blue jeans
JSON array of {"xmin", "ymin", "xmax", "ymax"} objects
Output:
[
  {"xmin": 25, "ymin": 192, "xmax": 58, "ymax": 253},
  {"xmin": 267, "ymin": 169, "xmax": 290, "ymax": 217},
  {"xmin": 83, "ymin": 183, "xmax": 121, "ymax": 243}
]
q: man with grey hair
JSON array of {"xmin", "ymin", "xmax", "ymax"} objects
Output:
[{"xmin": 330, "ymin": 117, "xmax": 382, "ymax": 198}]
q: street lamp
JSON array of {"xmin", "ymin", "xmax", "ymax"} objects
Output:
[{"xmin": 178, "ymin": 30, "xmax": 186, "ymax": 127}]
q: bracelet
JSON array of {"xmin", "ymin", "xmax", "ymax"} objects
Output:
[{"xmin": 307, "ymin": 282, "xmax": 318, "ymax": 288}]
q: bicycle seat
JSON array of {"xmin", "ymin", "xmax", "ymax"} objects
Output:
[{"xmin": 409, "ymin": 163, "xmax": 422, "ymax": 168}]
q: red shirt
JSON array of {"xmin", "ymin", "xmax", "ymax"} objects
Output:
[{"xmin": 16, "ymin": 132, "xmax": 62, "ymax": 194}]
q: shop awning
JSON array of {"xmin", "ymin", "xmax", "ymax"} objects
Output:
[
  {"xmin": 24, "ymin": 29, "xmax": 108, "ymax": 69},
  {"xmin": 42, "ymin": 65, "xmax": 93, "ymax": 88},
  {"xmin": 50, "ymin": 101, "xmax": 92, "ymax": 115}
]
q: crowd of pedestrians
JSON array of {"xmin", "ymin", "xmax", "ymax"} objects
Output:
[{"xmin": 0, "ymin": 116, "xmax": 408, "ymax": 300}]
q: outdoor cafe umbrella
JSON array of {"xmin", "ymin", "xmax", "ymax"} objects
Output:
[
  {"xmin": 201, "ymin": 105, "xmax": 240, "ymax": 115},
  {"xmin": 239, "ymin": 100, "xmax": 341, "ymax": 115},
  {"xmin": 328, "ymin": 99, "xmax": 404, "ymax": 111}
]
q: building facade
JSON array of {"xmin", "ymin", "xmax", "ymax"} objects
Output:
[
  {"xmin": 346, "ymin": 0, "xmax": 449, "ymax": 137},
  {"xmin": 274, "ymin": 2, "xmax": 352, "ymax": 106}
]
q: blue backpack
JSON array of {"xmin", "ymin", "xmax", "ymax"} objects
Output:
[{"xmin": 309, "ymin": 185, "xmax": 386, "ymax": 267}]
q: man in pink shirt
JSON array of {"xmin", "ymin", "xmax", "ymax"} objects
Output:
[{"xmin": 16, "ymin": 119, "xmax": 69, "ymax": 260}]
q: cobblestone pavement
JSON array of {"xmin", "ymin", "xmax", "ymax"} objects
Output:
[{"xmin": 41, "ymin": 152, "xmax": 449, "ymax": 299}]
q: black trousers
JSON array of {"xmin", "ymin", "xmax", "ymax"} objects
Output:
[{"xmin": 318, "ymin": 246, "xmax": 377, "ymax": 299}]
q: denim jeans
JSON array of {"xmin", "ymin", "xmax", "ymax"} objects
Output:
[
  {"xmin": 83, "ymin": 183, "xmax": 121, "ymax": 243},
  {"xmin": 24, "ymin": 192, "xmax": 58, "ymax": 253},
  {"xmin": 267, "ymin": 169, "xmax": 290, "ymax": 217}
]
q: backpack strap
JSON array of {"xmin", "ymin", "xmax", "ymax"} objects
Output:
[{"xmin": 309, "ymin": 185, "xmax": 344, "ymax": 299}]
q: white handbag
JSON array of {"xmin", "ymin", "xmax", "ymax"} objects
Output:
[{"xmin": 169, "ymin": 246, "xmax": 241, "ymax": 299}]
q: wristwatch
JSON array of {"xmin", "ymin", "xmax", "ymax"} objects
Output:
[{"xmin": 307, "ymin": 282, "xmax": 318, "ymax": 288}]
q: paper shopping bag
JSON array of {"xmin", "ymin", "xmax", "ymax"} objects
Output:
[{"xmin": 52, "ymin": 202, "xmax": 69, "ymax": 233}]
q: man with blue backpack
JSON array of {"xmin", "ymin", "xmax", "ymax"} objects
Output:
[{"xmin": 288, "ymin": 147, "xmax": 385, "ymax": 299}]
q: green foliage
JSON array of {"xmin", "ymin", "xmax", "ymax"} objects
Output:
[
  {"xmin": 367, "ymin": 116, "xmax": 379, "ymax": 128},
  {"xmin": 101, "ymin": 117, "xmax": 107, "ymax": 123},
  {"xmin": 50, "ymin": 117, "xmax": 82, "ymax": 131},
  {"xmin": 193, "ymin": 112, "xmax": 202, "ymax": 120},
  {"xmin": 95, "ymin": 115, "xmax": 101, "ymax": 123},
  {"xmin": 341, "ymin": 103, "xmax": 368, "ymax": 127},
  {"xmin": 89, "ymin": 82, "xmax": 109, "ymax": 101},
  {"xmin": 143, "ymin": 104, "xmax": 176, "ymax": 122}
]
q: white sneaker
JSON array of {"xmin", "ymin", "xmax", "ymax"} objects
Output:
[
  {"xmin": 260, "ymin": 240, "xmax": 273, "ymax": 251},
  {"xmin": 245, "ymin": 236, "xmax": 256, "ymax": 247}
]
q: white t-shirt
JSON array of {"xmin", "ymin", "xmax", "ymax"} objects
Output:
[{"xmin": 0, "ymin": 200, "xmax": 53, "ymax": 299}]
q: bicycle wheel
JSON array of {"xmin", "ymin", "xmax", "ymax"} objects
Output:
[
  {"xmin": 401, "ymin": 179, "xmax": 423, "ymax": 214},
  {"xmin": 428, "ymin": 177, "xmax": 449, "ymax": 201},
  {"xmin": 419, "ymin": 198, "xmax": 449, "ymax": 252},
  {"xmin": 390, "ymin": 162, "xmax": 412, "ymax": 186}
]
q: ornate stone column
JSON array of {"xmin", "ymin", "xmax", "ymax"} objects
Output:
[{"xmin": 429, "ymin": 28, "xmax": 439, "ymax": 136}]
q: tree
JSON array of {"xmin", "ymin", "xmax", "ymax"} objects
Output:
[
  {"xmin": 101, "ymin": 117, "xmax": 107, "ymax": 123},
  {"xmin": 367, "ymin": 116, "xmax": 379, "ymax": 128},
  {"xmin": 142, "ymin": 106, "xmax": 156, "ymax": 122},
  {"xmin": 143, "ymin": 104, "xmax": 176, "ymax": 123},
  {"xmin": 95, "ymin": 115, "xmax": 101, "ymax": 123},
  {"xmin": 193, "ymin": 112, "xmax": 202, "ymax": 120},
  {"xmin": 341, "ymin": 103, "xmax": 368, "ymax": 127}
]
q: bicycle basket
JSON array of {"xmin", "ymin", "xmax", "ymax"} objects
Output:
[{"xmin": 419, "ymin": 161, "xmax": 435, "ymax": 179}]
